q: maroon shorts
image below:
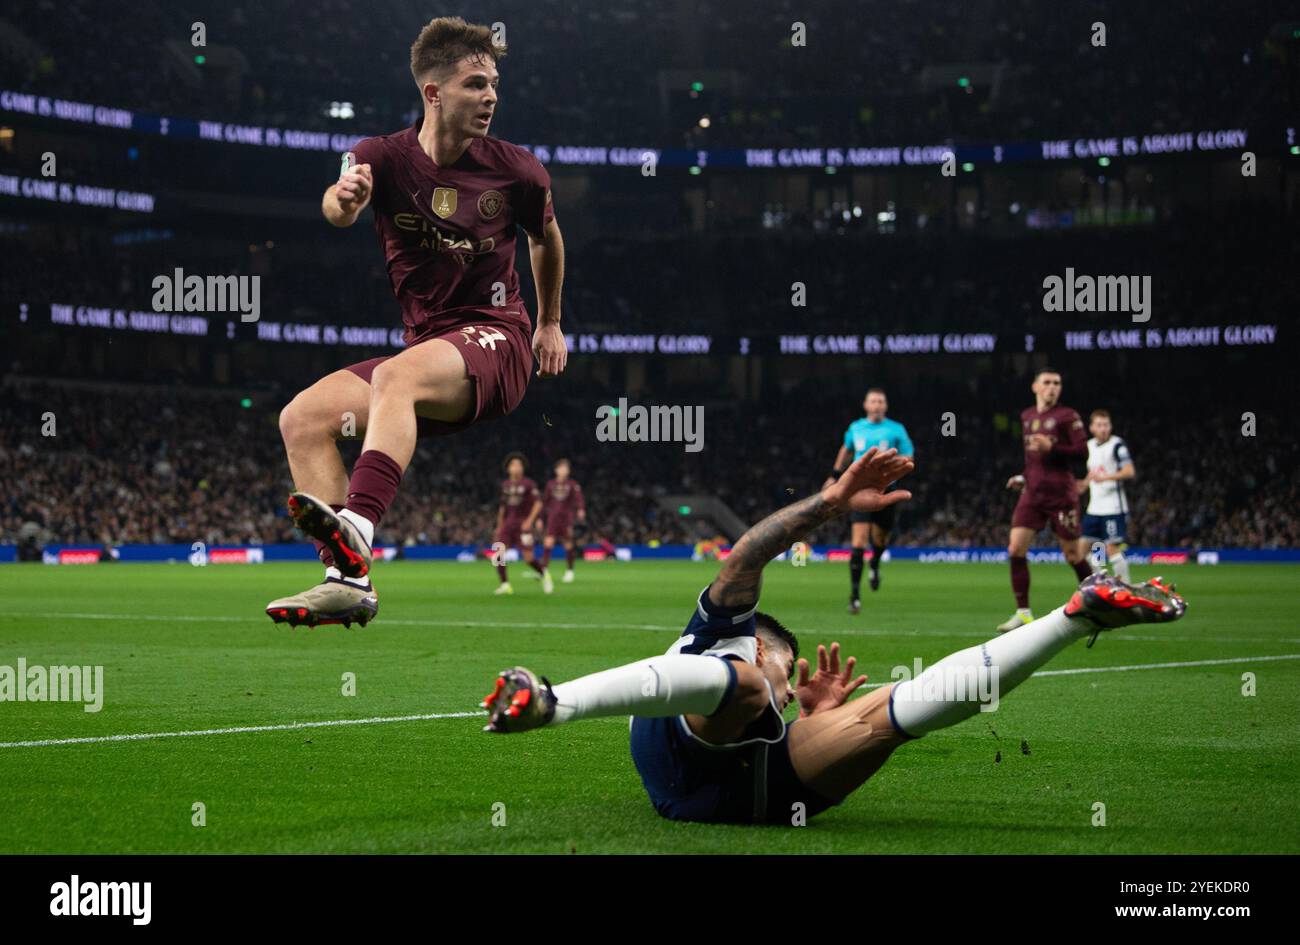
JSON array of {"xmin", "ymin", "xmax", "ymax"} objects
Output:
[
  {"xmin": 544, "ymin": 515, "xmax": 574, "ymax": 540},
  {"xmin": 495, "ymin": 520, "xmax": 534, "ymax": 549},
  {"xmin": 345, "ymin": 311, "xmax": 532, "ymax": 438},
  {"xmin": 1012, "ymin": 493, "xmax": 1082, "ymax": 541}
]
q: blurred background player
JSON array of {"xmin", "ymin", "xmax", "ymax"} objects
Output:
[
  {"xmin": 1081, "ymin": 410, "xmax": 1136, "ymax": 582},
  {"xmin": 540, "ymin": 458, "xmax": 586, "ymax": 584},
  {"xmin": 266, "ymin": 16, "xmax": 567, "ymax": 626},
  {"xmin": 823, "ymin": 388, "xmax": 914, "ymax": 613},
  {"xmin": 999, "ymin": 369, "xmax": 1092, "ymax": 632},
  {"xmin": 492, "ymin": 452, "xmax": 547, "ymax": 595}
]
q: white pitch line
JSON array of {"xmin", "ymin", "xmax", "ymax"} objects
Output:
[
  {"xmin": 5, "ymin": 654, "xmax": 1298, "ymax": 750},
  {"xmin": 0, "ymin": 711, "xmax": 485, "ymax": 750},
  {"xmin": 861, "ymin": 652, "xmax": 1300, "ymax": 687},
  {"xmin": 1032, "ymin": 652, "xmax": 1300, "ymax": 676},
  {"xmin": 12, "ymin": 612, "xmax": 1291, "ymax": 645}
]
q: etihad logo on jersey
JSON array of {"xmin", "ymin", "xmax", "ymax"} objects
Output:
[{"xmin": 392, "ymin": 213, "xmax": 495, "ymax": 256}]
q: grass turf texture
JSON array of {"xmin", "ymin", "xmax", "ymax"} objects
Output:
[{"xmin": 0, "ymin": 560, "xmax": 1296, "ymax": 854}]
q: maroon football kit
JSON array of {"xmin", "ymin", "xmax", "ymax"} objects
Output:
[
  {"xmin": 496, "ymin": 476, "xmax": 540, "ymax": 547},
  {"xmin": 542, "ymin": 478, "xmax": 585, "ymax": 539},
  {"xmin": 344, "ymin": 119, "xmax": 555, "ymax": 436},
  {"xmin": 1012, "ymin": 404, "xmax": 1087, "ymax": 541}
]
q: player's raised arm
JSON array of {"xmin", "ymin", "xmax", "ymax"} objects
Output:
[
  {"xmin": 528, "ymin": 218, "xmax": 567, "ymax": 377},
  {"xmin": 709, "ymin": 447, "xmax": 914, "ymax": 611},
  {"xmin": 322, "ymin": 162, "xmax": 373, "ymax": 227}
]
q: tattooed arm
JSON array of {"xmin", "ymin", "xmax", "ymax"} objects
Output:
[{"xmin": 708, "ymin": 447, "xmax": 915, "ymax": 612}]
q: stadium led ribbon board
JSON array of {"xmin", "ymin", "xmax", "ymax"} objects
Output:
[
  {"xmin": 2, "ymin": 90, "xmax": 1291, "ymax": 168},
  {"xmin": 16, "ymin": 300, "xmax": 1281, "ymax": 356}
]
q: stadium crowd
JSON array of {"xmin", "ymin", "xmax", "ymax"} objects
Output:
[{"xmin": 3, "ymin": 374, "xmax": 1294, "ymax": 554}]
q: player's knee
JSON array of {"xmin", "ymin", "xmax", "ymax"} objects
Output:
[
  {"xmin": 368, "ymin": 359, "xmax": 410, "ymax": 398},
  {"xmin": 279, "ymin": 393, "xmax": 331, "ymax": 447}
]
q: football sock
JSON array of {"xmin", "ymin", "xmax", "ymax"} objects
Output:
[
  {"xmin": 565, "ymin": 546, "xmax": 576, "ymax": 569},
  {"xmin": 890, "ymin": 607, "xmax": 1089, "ymax": 737},
  {"xmin": 1110, "ymin": 552, "xmax": 1131, "ymax": 583},
  {"xmin": 1071, "ymin": 558, "xmax": 1093, "ymax": 582},
  {"xmin": 541, "ymin": 547, "xmax": 553, "ymax": 568},
  {"xmin": 528, "ymin": 558, "xmax": 546, "ymax": 575},
  {"xmin": 337, "ymin": 507, "xmax": 374, "ymax": 550},
  {"xmin": 870, "ymin": 543, "xmax": 885, "ymax": 573},
  {"xmin": 1010, "ymin": 555, "xmax": 1030, "ymax": 609},
  {"xmin": 495, "ymin": 564, "xmax": 508, "ymax": 583},
  {"xmin": 324, "ymin": 566, "xmax": 371, "ymax": 590},
  {"xmin": 849, "ymin": 547, "xmax": 865, "ymax": 597},
  {"xmin": 344, "ymin": 450, "xmax": 402, "ymax": 530},
  {"xmin": 550, "ymin": 654, "xmax": 732, "ymax": 725}
]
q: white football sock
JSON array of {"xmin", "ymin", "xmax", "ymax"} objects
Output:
[
  {"xmin": 324, "ymin": 565, "xmax": 370, "ymax": 589},
  {"xmin": 550, "ymin": 654, "xmax": 732, "ymax": 725},
  {"xmin": 1109, "ymin": 553, "xmax": 1131, "ymax": 583},
  {"xmin": 336, "ymin": 508, "xmax": 374, "ymax": 549},
  {"xmin": 890, "ymin": 607, "xmax": 1090, "ymax": 737}
]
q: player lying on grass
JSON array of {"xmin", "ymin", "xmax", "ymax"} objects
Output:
[{"xmin": 481, "ymin": 447, "xmax": 1186, "ymax": 824}]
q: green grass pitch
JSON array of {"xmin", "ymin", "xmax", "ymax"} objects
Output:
[{"xmin": 0, "ymin": 559, "xmax": 1297, "ymax": 854}]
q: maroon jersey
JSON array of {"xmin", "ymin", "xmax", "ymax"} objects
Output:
[
  {"xmin": 543, "ymin": 478, "xmax": 585, "ymax": 520},
  {"xmin": 350, "ymin": 121, "xmax": 555, "ymax": 343},
  {"xmin": 499, "ymin": 477, "xmax": 540, "ymax": 522},
  {"xmin": 1020, "ymin": 404, "xmax": 1087, "ymax": 505}
]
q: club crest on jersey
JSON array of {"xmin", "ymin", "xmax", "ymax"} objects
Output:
[
  {"xmin": 432, "ymin": 187, "xmax": 458, "ymax": 219},
  {"xmin": 1045, "ymin": 418, "xmax": 1056, "ymax": 430},
  {"xmin": 1031, "ymin": 419, "xmax": 1041, "ymax": 431},
  {"xmin": 478, "ymin": 189, "xmax": 505, "ymax": 220}
]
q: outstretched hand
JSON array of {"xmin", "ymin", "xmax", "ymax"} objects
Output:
[
  {"xmin": 821, "ymin": 447, "xmax": 914, "ymax": 514},
  {"xmin": 796, "ymin": 642, "xmax": 869, "ymax": 717}
]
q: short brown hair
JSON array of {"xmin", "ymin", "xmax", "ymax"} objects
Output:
[
  {"xmin": 410, "ymin": 17, "xmax": 506, "ymax": 88},
  {"xmin": 866, "ymin": 387, "xmax": 886, "ymax": 398},
  {"xmin": 1090, "ymin": 409, "xmax": 1111, "ymax": 422}
]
